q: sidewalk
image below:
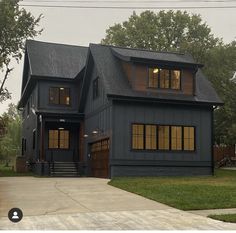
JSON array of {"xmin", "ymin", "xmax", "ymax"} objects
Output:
[{"xmin": 187, "ymin": 208, "xmax": 236, "ymax": 217}]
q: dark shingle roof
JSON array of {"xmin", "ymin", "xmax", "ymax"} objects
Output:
[
  {"xmin": 27, "ymin": 40, "xmax": 88, "ymax": 78},
  {"xmin": 89, "ymin": 44, "xmax": 222, "ymax": 105},
  {"xmin": 112, "ymin": 47, "xmax": 202, "ymax": 66}
]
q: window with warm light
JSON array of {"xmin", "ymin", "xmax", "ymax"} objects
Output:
[
  {"xmin": 49, "ymin": 129, "xmax": 69, "ymax": 149},
  {"xmin": 131, "ymin": 124, "xmax": 195, "ymax": 152},
  {"xmin": 158, "ymin": 126, "xmax": 170, "ymax": 150},
  {"xmin": 145, "ymin": 125, "xmax": 157, "ymax": 150},
  {"xmin": 148, "ymin": 68, "xmax": 159, "ymax": 88},
  {"xmin": 49, "ymin": 87, "xmax": 70, "ymax": 105},
  {"xmin": 184, "ymin": 127, "xmax": 195, "ymax": 151},
  {"xmin": 148, "ymin": 67, "xmax": 181, "ymax": 90},
  {"xmin": 132, "ymin": 124, "xmax": 144, "ymax": 150},
  {"xmin": 171, "ymin": 126, "xmax": 182, "ymax": 150}
]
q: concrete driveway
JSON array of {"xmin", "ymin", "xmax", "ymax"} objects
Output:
[{"xmin": 0, "ymin": 177, "xmax": 235, "ymax": 230}]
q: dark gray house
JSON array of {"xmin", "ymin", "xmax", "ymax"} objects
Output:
[{"xmin": 18, "ymin": 40, "xmax": 223, "ymax": 178}]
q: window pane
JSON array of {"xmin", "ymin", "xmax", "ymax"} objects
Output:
[
  {"xmin": 145, "ymin": 125, "xmax": 157, "ymax": 150},
  {"xmin": 159, "ymin": 69, "xmax": 170, "ymax": 88},
  {"xmin": 49, "ymin": 130, "xmax": 59, "ymax": 149},
  {"xmin": 171, "ymin": 126, "xmax": 182, "ymax": 150},
  {"xmin": 59, "ymin": 88, "xmax": 70, "ymax": 105},
  {"xmin": 148, "ymin": 68, "xmax": 158, "ymax": 88},
  {"xmin": 132, "ymin": 124, "xmax": 144, "ymax": 149},
  {"xmin": 93, "ymin": 78, "xmax": 99, "ymax": 99},
  {"xmin": 158, "ymin": 126, "xmax": 169, "ymax": 150},
  {"xmin": 184, "ymin": 127, "xmax": 195, "ymax": 151},
  {"xmin": 49, "ymin": 88, "xmax": 59, "ymax": 104},
  {"xmin": 171, "ymin": 70, "xmax": 181, "ymax": 90},
  {"xmin": 59, "ymin": 130, "xmax": 69, "ymax": 149},
  {"xmin": 102, "ymin": 139, "xmax": 109, "ymax": 150}
]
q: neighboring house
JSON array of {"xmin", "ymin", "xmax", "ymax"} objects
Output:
[{"xmin": 18, "ymin": 40, "xmax": 223, "ymax": 178}]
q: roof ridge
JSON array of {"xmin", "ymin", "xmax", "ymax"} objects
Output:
[
  {"xmin": 26, "ymin": 39, "xmax": 88, "ymax": 49},
  {"xmin": 90, "ymin": 43, "xmax": 186, "ymax": 56}
]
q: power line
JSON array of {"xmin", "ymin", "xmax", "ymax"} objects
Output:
[
  {"xmin": 19, "ymin": 4, "xmax": 236, "ymax": 9},
  {"xmin": 22, "ymin": 0, "xmax": 236, "ymax": 2}
]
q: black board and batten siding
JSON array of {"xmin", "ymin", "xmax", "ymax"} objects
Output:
[
  {"xmin": 110, "ymin": 100, "xmax": 212, "ymax": 177},
  {"xmin": 83, "ymin": 64, "xmax": 113, "ymax": 176}
]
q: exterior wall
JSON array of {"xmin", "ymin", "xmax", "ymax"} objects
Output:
[
  {"xmin": 22, "ymin": 78, "xmax": 82, "ymax": 164},
  {"xmin": 37, "ymin": 80, "xmax": 80, "ymax": 113},
  {"xmin": 111, "ymin": 100, "xmax": 212, "ymax": 177},
  {"xmin": 121, "ymin": 61, "xmax": 194, "ymax": 95},
  {"xmin": 21, "ymin": 85, "xmax": 38, "ymax": 161},
  {"xmin": 44, "ymin": 122, "xmax": 80, "ymax": 162},
  {"xmin": 83, "ymin": 64, "xmax": 113, "ymax": 175}
]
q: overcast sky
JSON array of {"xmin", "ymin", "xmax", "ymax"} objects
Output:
[{"xmin": 0, "ymin": 0, "xmax": 236, "ymax": 114}]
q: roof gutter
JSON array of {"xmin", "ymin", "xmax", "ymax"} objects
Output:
[{"xmin": 107, "ymin": 94, "xmax": 224, "ymax": 107}]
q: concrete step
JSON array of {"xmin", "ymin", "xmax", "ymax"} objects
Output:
[{"xmin": 49, "ymin": 162, "xmax": 80, "ymax": 177}]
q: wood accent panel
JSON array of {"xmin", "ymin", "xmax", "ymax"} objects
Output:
[
  {"xmin": 122, "ymin": 61, "xmax": 132, "ymax": 84},
  {"xmin": 134, "ymin": 65, "xmax": 148, "ymax": 91},
  {"xmin": 91, "ymin": 150, "xmax": 109, "ymax": 178},
  {"xmin": 182, "ymin": 70, "xmax": 194, "ymax": 95},
  {"xmin": 121, "ymin": 61, "xmax": 194, "ymax": 95}
]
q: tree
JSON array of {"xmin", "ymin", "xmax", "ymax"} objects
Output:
[
  {"xmin": 0, "ymin": 0, "xmax": 42, "ymax": 102},
  {"xmin": 101, "ymin": 10, "xmax": 221, "ymax": 63},
  {"xmin": 102, "ymin": 10, "xmax": 236, "ymax": 145},
  {"xmin": 0, "ymin": 104, "xmax": 22, "ymax": 166},
  {"xmin": 204, "ymin": 42, "xmax": 236, "ymax": 145}
]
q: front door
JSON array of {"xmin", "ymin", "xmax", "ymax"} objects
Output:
[
  {"xmin": 46, "ymin": 128, "xmax": 74, "ymax": 162},
  {"xmin": 90, "ymin": 139, "xmax": 109, "ymax": 178}
]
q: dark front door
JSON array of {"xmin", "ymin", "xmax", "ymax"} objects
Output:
[{"xmin": 90, "ymin": 139, "xmax": 109, "ymax": 178}]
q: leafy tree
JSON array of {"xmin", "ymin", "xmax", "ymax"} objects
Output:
[
  {"xmin": 0, "ymin": 0, "xmax": 42, "ymax": 102},
  {"xmin": 102, "ymin": 10, "xmax": 236, "ymax": 145},
  {"xmin": 101, "ymin": 10, "xmax": 221, "ymax": 63},
  {"xmin": 0, "ymin": 104, "xmax": 22, "ymax": 166},
  {"xmin": 204, "ymin": 42, "xmax": 236, "ymax": 145}
]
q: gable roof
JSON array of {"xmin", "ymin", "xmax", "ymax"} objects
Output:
[
  {"xmin": 26, "ymin": 40, "xmax": 88, "ymax": 79},
  {"xmin": 80, "ymin": 43, "xmax": 222, "ymax": 108},
  {"xmin": 19, "ymin": 40, "xmax": 88, "ymax": 108}
]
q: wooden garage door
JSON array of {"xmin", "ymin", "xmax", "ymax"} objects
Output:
[{"xmin": 91, "ymin": 139, "xmax": 109, "ymax": 178}]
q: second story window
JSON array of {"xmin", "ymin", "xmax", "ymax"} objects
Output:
[
  {"xmin": 49, "ymin": 87, "xmax": 70, "ymax": 105},
  {"xmin": 93, "ymin": 77, "xmax": 99, "ymax": 99},
  {"xmin": 148, "ymin": 68, "xmax": 181, "ymax": 90}
]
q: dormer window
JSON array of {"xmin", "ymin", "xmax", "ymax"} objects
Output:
[{"xmin": 148, "ymin": 67, "xmax": 181, "ymax": 90}]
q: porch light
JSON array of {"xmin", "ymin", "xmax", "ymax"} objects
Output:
[
  {"xmin": 153, "ymin": 68, "xmax": 159, "ymax": 73},
  {"xmin": 83, "ymin": 134, "xmax": 89, "ymax": 138},
  {"xmin": 60, "ymin": 87, "xmax": 64, "ymax": 90},
  {"xmin": 92, "ymin": 130, "xmax": 98, "ymax": 134},
  {"xmin": 58, "ymin": 127, "xmax": 64, "ymax": 130}
]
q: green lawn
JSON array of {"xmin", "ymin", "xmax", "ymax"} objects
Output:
[
  {"xmin": 109, "ymin": 169, "xmax": 236, "ymax": 210},
  {"xmin": 209, "ymin": 214, "xmax": 236, "ymax": 223},
  {"xmin": 0, "ymin": 164, "xmax": 33, "ymax": 177}
]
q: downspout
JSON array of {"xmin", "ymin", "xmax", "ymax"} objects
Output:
[
  {"xmin": 211, "ymin": 106, "xmax": 217, "ymax": 176},
  {"xmin": 39, "ymin": 114, "xmax": 45, "ymax": 161}
]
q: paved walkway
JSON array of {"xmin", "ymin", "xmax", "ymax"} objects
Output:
[
  {"xmin": 188, "ymin": 208, "xmax": 236, "ymax": 217},
  {"xmin": 0, "ymin": 177, "xmax": 236, "ymax": 230}
]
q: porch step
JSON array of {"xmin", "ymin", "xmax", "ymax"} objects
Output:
[{"xmin": 49, "ymin": 162, "xmax": 80, "ymax": 177}]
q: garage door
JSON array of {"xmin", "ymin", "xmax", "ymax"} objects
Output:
[{"xmin": 90, "ymin": 139, "xmax": 109, "ymax": 178}]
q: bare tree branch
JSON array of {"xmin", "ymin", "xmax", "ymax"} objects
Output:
[{"xmin": 0, "ymin": 63, "xmax": 13, "ymax": 96}]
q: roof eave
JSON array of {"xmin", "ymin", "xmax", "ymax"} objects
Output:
[
  {"xmin": 130, "ymin": 57, "xmax": 204, "ymax": 69},
  {"xmin": 107, "ymin": 93, "xmax": 223, "ymax": 107}
]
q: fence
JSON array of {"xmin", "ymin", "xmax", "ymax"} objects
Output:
[{"xmin": 213, "ymin": 145, "xmax": 236, "ymax": 162}]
